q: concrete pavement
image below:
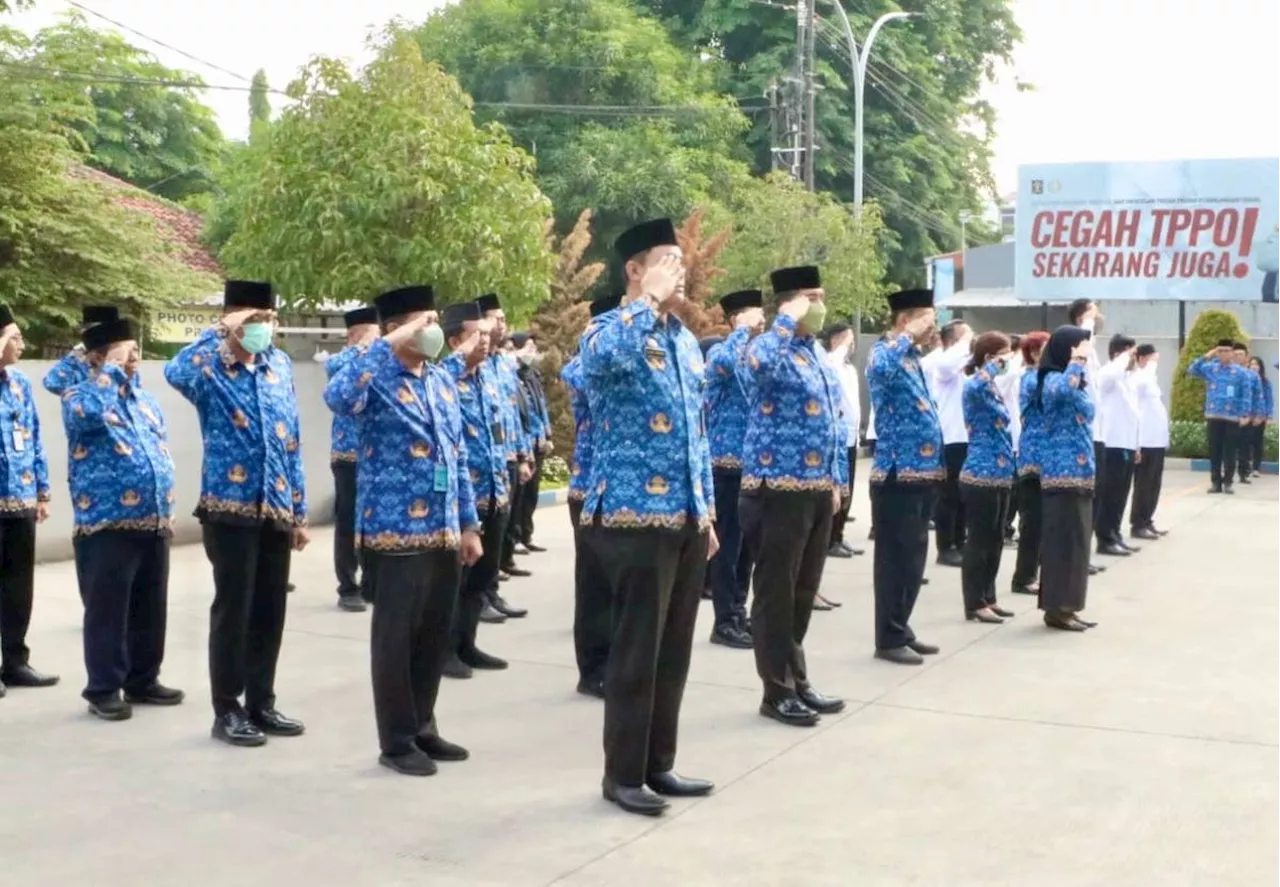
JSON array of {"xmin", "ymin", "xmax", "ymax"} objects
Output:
[{"xmin": 1, "ymin": 469, "xmax": 1276, "ymax": 886}]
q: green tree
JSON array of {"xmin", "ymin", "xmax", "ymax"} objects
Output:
[
  {"xmin": 249, "ymin": 68, "xmax": 271, "ymax": 130},
  {"xmin": 219, "ymin": 33, "xmax": 553, "ymax": 314},
  {"xmin": 19, "ymin": 13, "xmax": 226, "ymax": 203},
  {"xmin": 636, "ymin": 0, "xmax": 1021, "ymax": 285},
  {"xmin": 0, "ymin": 28, "xmax": 219, "ymax": 345},
  {"xmin": 1171, "ymin": 309, "xmax": 1248, "ymax": 421},
  {"xmin": 709, "ymin": 173, "xmax": 886, "ymax": 320}
]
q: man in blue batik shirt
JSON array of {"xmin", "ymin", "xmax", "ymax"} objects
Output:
[
  {"xmin": 326, "ymin": 284, "xmax": 482, "ymax": 778},
  {"xmin": 511, "ymin": 331, "xmax": 552, "ymax": 553},
  {"xmin": 42, "ymin": 305, "xmax": 124, "ymax": 397},
  {"xmin": 581, "ymin": 218, "xmax": 717, "ymax": 817},
  {"xmin": 1187, "ymin": 338, "xmax": 1251, "ymax": 494},
  {"xmin": 63, "ymin": 317, "xmax": 183, "ymax": 721},
  {"xmin": 165, "ymin": 279, "xmax": 309, "ymax": 748},
  {"xmin": 866, "ymin": 289, "xmax": 945, "ymax": 666},
  {"xmin": 703, "ymin": 289, "xmax": 765, "ymax": 651},
  {"xmin": 440, "ymin": 301, "xmax": 510, "ymax": 679},
  {"xmin": 738, "ymin": 266, "xmax": 848, "ymax": 727},
  {"xmin": 0, "ymin": 304, "xmax": 58, "ymax": 696},
  {"xmin": 325, "ymin": 305, "xmax": 379, "ymax": 613}
]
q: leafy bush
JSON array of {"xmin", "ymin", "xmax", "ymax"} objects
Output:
[
  {"xmin": 540, "ymin": 455, "xmax": 570, "ymax": 489},
  {"xmin": 1167, "ymin": 419, "xmax": 1278, "ymax": 461},
  {"xmin": 1170, "ymin": 309, "xmax": 1247, "ymax": 421}
]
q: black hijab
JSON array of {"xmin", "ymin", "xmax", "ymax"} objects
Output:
[{"xmin": 1036, "ymin": 325, "xmax": 1092, "ymax": 404}]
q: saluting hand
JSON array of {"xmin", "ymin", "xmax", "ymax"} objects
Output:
[
  {"xmin": 735, "ymin": 307, "xmax": 765, "ymax": 330},
  {"xmin": 640, "ymin": 254, "xmax": 684, "ymax": 307},
  {"xmin": 221, "ymin": 308, "xmax": 258, "ymax": 331},
  {"xmin": 460, "ymin": 530, "xmax": 483, "ymax": 567}
]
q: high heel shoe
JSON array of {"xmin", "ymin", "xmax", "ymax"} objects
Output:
[
  {"xmin": 966, "ymin": 608, "xmax": 1004, "ymax": 624},
  {"xmin": 989, "ymin": 605, "xmax": 1014, "ymax": 618},
  {"xmin": 1044, "ymin": 613, "xmax": 1086, "ymax": 632}
]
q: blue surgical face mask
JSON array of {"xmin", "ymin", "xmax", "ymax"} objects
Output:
[
  {"xmin": 992, "ymin": 357, "xmax": 1009, "ymax": 375},
  {"xmin": 239, "ymin": 322, "xmax": 273, "ymax": 354}
]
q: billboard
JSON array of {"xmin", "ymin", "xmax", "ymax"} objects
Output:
[
  {"xmin": 1015, "ymin": 158, "xmax": 1279, "ymax": 302},
  {"xmin": 932, "ymin": 255, "xmax": 956, "ymax": 307},
  {"xmin": 149, "ymin": 306, "xmax": 221, "ymax": 343}
]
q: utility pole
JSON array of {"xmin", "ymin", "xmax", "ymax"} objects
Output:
[
  {"xmin": 801, "ymin": 0, "xmax": 817, "ymax": 190},
  {"xmin": 767, "ymin": 82, "xmax": 781, "ymax": 173}
]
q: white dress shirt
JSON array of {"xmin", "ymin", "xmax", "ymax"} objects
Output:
[
  {"xmin": 824, "ymin": 344, "xmax": 861, "ymax": 446},
  {"xmin": 1096, "ymin": 353, "xmax": 1141, "ymax": 451},
  {"xmin": 994, "ymin": 354, "xmax": 1025, "ymax": 452},
  {"xmin": 921, "ymin": 337, "xmax": 972, "ymax": 445},
  {"xmin": 1133, "ymin": 364, "xmax": 1170, "ymax": 449},
  {"xmin": 866, "ymin": 402, "xmax": 877, "ymax": 442},
  {"xmin": 1079, "ymin": 318, "xmax": 1106, "ymax": 443}
]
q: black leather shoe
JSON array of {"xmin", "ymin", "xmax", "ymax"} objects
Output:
[
  {"xmin": 212, "ymin": 712, "xmax": 267, "ymax": 747},
  {"xmin": 504, "ymin": 565, "xmax": 532, "ymax": 578},
  {"xmin": 875, "ymin": 646, "xmax": 924, "ymax": 666},
  {"xmin": 124, "ymin": 683, "xmax": 185, "ymax": 706},
  {"xmin": 816, "ymin": 594, "xmax": 842, "ymax": 609},
  {"xmin": 1239, "ymin": 476, "xmax": 1252, "ymax": 484},
  {"xmin": 443, "ymin": 655, "xmax": 473, "ymax": 679},
  {"xmin": 759, "ymin": 697, "xmax": 819, "ymax": 727},
  {"xmin": 460, "ymin": 648, "xmax": 508, "ymax": 670},
  {"xmin": 920, "ymin": 576, "xmax": 930, "ymax": 585},
  {"xmin": 1044, "ymin": 614, "xmax": 1086, "ymax": 632},
  {"xmin": 710, "ymin": 622, "xmax": 753, "ymax": 649},
  {"xmin": 513, "ymin": 543, "xmax": 530, "ymax": 556},
  {"xmin": 1, "ymin": 664, "xmax": 59, "ymax": 688},
  {"xmin": 379, "ymin": 748, "xmax": 437, "ymax": 776},
  {"xmin": 1073, "ymin": 616, "xmax": 1098, "ymax": 629},
  {"xmin": 906, "ymin": 640, "xmax": 939, "ymax": 656},
  {"xmin": 479, "ymin": 603, "xmax": 507, "ymax": 624},
  {"xmin": 250, "ymin": 708, "xmax": 305, "ymax": 737},
  {"xmin": 286, "ymin": 583, "xmax": 296, "ymax": 593},
  {"xmin": 525, "ymin": 542, "xmax": 547, "ymax": 553},
  {"xmin": 1011, "ymin": 582, "xmax": 1039, "ymax": 595},
  {"xmin": 602, "ymin": 779, "xmax": 668, "ymax": 816},
  {"xmin": 88, "ymin": 695, "xmax": 133, "ymax": 721},
  {"xmin": 1097, "ymin": 542, "xmax": 1130, "ymax": 557},
  {"xmin": 811, "ymin": 596, "xmax": 833, "ymax": 612},
  {"xmin": 415, "ymin": 734, "xmax": 469, "ymax": 761},
  {"xmin": 989, "ymin": 605, "xmax": 1014, "ymax": 618},
  {"xmin": 827, "ymin": 543, "xmax": 852, "ymax": 559},
  {"xmin": 844, "ymin": 543, "xmax": 865, "ymax": 556},
  {"xmin": 647, "ymin": 770, "xmax": 714, "ymax": 797},
  {"xmin": 1208, "ymin": 484, "xmax": 1223, "ymax": 494},
  {"xmin": 576, "ymin": 678, "xmax": 604, "ymax": 699},
  {"xmin": 1118, "ymin": 540, "xmax": 1140, "ymax": 553},
  {"xmin": 338, "ymin": 594, "xmax": 367, "ymax": 613},
  {"xmin": 1223, "ymin": 483, "xmax": 1235, "ymax": 495},
  {"xmin": 966, "ymin": 608, "xmax": 1004, "ymax": 624},
  {"xmin": 936, "ymin": 549, "xmax": 963, "ymax": 568},
  {"xmin": 1147, "ymin": 524, "xmax": 1168, "ymax": 536},
  {"xmin": 1131, "ymin": 527, "xmax": 1160, "ymax": 541},
  {"xmin": 492, "ymin": 595, "xmax": 528, "ymax": 618},
  {"xmin": 797, "ymin": 686, "xmax": 845, "ymax": 715}
]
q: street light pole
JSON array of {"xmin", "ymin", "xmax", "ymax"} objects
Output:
[{"xmin": 825, "ymin": 4, "xmax": 914, "ymax": 218}]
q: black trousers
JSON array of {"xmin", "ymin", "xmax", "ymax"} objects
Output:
[
  {"xmin": 570, "ymin": 499, "xmax": 613, "ymax": 684},
  {"xmin": 516, "ymin": 451, "xmax": 544, "ymax": 544},
  {"xmin": 1012, "ymin": 475, "xmax": 1042, "ymax": 587},
  {"xmin": 866, "ymin": 440, "xmax": 878, "ymax": 535},
  {"xmin": 872, "ymin": 476, "xmax": 934, "ymax": 650},
  {"xmin": 709, "ymin": 467, "xmax": 751, "ymax": 628},
  {"xmin": 1039, "ymin": 491, "xmax": 1091, "ymax": 615},
  {"xmin": 741, "ymin": 486, "xmax": 831, "ymax": 703},
  {"xmin": 585, "ymin": 517, "xmax": 707, "ymax": 787},
  {"xmin": 1092, "ymin": 441, "xmax": 1107, "ymax": 528},
  {"xmin": 1004, "ymin": 480, "xmax": 1020, "ymax": 539},
  {"xmin": 829, "ymin": 446, "xmax": 858, "ymax": 546},
  {"xmin": 0, "ymin": 516, "xmax": 37, "ymax": 670},
  {"xmin": 1130, "ymin": 447, "xmax": 1166, "ymax": 531},
  {"xmin": 934, "ymin": 443, "xmax": 968, "ymax": 552},
  {"xmin": 201, "ymin": 522, "xmax": 292, "ymax": 717},
  {"xmin": 960, "ymin": 485, "xmax": 1009, "ymax": 612},
  {"xmin": 366, "ymin": 548, "xmax": 460, "ymax": 756},
  {"xmin": 1206, "ymin": 419, "xmax": 1240, "ymax": 487},
  {"xmin": 1238, "ymin": 424, "xmax": 1265, "ymax": 478},
  {"xmin": 1096, "ymin": 448, "xmax": 1135, "ymax": 545},
  {"xmin": 453, "ymin": 503, "xmax": 507, "ymax": 658},
  {"xmin": 502, "ymin": 462, "xmax": 523, "ymax": 568},
  {"xmin": 76, "ymin": 530, "xmax": 169, "ymax": 702},
  {"xmin": 332, "ymin": 462, "xmax": 362, "ymax": 600}
]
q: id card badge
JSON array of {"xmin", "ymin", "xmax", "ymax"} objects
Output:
[
  {"xmin": 12, "ymin": 429, "xmax": 24, "ymax": 453},
  {"xmin": 433, "ymin": 463, "xmax": 449, "ymax": 493},
  {"xmin": 1226, "ymin": 385, "xmax": 1236, "ymax": 397}
]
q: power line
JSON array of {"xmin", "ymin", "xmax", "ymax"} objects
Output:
[{"xmin": 0, "ymin": 61, "xmax": 276, "ymax": 93}]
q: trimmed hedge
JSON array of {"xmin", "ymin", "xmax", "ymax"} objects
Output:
[{"xmin": 1167, "ymin": 419, "xmax": 1279, "ymax": 461}]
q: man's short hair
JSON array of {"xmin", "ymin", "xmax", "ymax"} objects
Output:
[{"xmin": 1068, "ymin": 299, "xmax": 1093, "ymax": 325}]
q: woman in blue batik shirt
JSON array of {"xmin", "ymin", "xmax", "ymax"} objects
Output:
[
  {"xmin": 1011, "ymin": 331, "xmax": 1050, "ymax": 597},
  {"xmin": 1035, "ymin": 326, "xmax": 1097, "ymax": 632},
  {"xmin": 958, "ymin": 332, "xmax": 1017, "ymax": 625}
]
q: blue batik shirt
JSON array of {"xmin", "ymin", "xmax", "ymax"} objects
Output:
[
  {"xmin": 443, "ymin": 352, "xmax": 508, "ymax": 515},
  {"xmin": 325, "ymin": 346, "xmax": 363, "ymax": 464},
  {"xmin": 1187, "ymin": 356, "xmax": 1250, "ymax": 421},
  {"xmin": 1038, "ymin": 363, "xmax": 1096, "ymax": 492},
  {"xmin": 580, "ymin": 299, "xmax": 714, "ymax": 531},
  {"xmin": 325, "ymin": 337, "xmax": 479, "ymax": 552},
  {"xmin": 0, "ymin": 368, "xmax": 51, "ymax": 516},
  {"xmin": 960, "ymin": 362, "xmax": 1016, "ymax": 488},
  {"xmin": 164, "ymin": 326, "xmax": 308, "ymax": 530},
  {"xmin": 1242, "ymin": 370, "xmax": 1265, "ymax": 420},
  {"xmin": 1017, "ymin": 369, "xmax": 1045, "ymax": 478},
  {"xmin": 737, "ymin": 314, "xmax": 846, "ymax": 492},
  {"xmin": 1254, "ymin": 373, "xmax": 1275, "ymax": 420},
  {"xmin": 865, "ymin": 333, "xmax": 944, "ymax": 485},
  {"xmin": 488, "ymin": 352, "xmax": 531, "ymax": 463},
  {"xmin": 561, "ymin": 355, "xmax": 592, "ymax": 503},
  {"xmin": 61, "ymin": 363, "xmax": 176, "ymax": 537},
  {"xmin": 518, "ymin": 364, "xmax": 551, "ymax": 444},
  {"xmin": 44, "ymin": 348, "xmax": 144, "ymax": 397},
  {"xmin": 704, "ymin": 325, "xmax": 752, "ymax": 470}
]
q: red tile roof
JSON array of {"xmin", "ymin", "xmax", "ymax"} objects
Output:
[{"xmin": 68, "ymin": 163, "xmax": 224, "ymax": 277}]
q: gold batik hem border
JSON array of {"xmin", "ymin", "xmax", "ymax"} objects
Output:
[
  {"xmin": 196, "ymin": 496, "xmax": 307, "ymax": 528},
  {"xmin": 1017, "ymin": 464, "xmax": 1041, "ymax": 478},
  {"xmin": 358, "ymin": 530, "xmax": 461, "ymax": 552},
  {"xmin": 581, "ymin": 508, "xmax": 712, "ymax": 533},
  {"xmin": 1040, "ymin": 476, "xmax": 1094, "ymax": 493},
  {"xmin": 711, "ymin": 456, "xmax": 743, "ymax": 470},
  {"xmin": 330, "ymin": 451, "xmax": 358, "ymax": 464},
  {"xmin": 567, "ymin": 490, "xmax": 586, "ymax": 503},
  {"xmin": 1203, "ymin": 412, "xmax": 1243, "ymax": 422},
  {"xmin": 959, "ymin": 472, "xmax": 1014, "ymax": 488},
  {"xmin": 74, "ymin": 517, "xmax": 174, "ymax": 538},
  {"xmin": 868, "ymin": 468, "xmax": 945, "ymax": 485},
  {"xmin": 0, "ymin": 497, "xmax": 38, "ymax": 515},
  {"xmin": 741, "ymin": 475, "xmax": 836, "ymax": 493}
]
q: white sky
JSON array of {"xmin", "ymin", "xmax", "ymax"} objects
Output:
[{"xmin": 11, "ymin": 0, "xmax": 1280, "ymax": 197}]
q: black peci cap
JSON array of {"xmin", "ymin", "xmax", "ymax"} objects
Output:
[
  {"xmin": 770, "ymin": 266, "xmax": 821, "ymax": 295},
  {"xmin": 476, "ymin": 293, "xmax": 502, "ymax": 314},
  {"xmin": 886, "ymin": 289, "xmax": 934, "ymax": 313},
  {"xmin": 223, "ymin": 280, "xmax": 275, "ymax": 311},
  {"xmin": 615, "ymin": 218, "xmax": 678, "ymax": 262},
  {"xmin": 0, "ymin": 304, "xmax": 15, "ymax": 329},
  {"xmin": 82, "ymin": 305, "xmax": 119, "ymax": 326},
  {"xmin": 719, "ymin": 289, "xmax": 764, "ymax": 315},
  {"xmin": 441, "ymin": 301, "xmax": 482, "ymax": 333},
  {"xmin": 82, "ymin": 318, "xmax": 135, "ymax": 350},
  {"xmin": 343, "ymin": 306, "xmax": 378, "ymax": 328},
  {"xmin": 374, "ymin": 285, "xmax": 435, "ymax": 322}
]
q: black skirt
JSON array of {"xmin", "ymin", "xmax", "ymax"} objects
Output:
[{"xmin": 1038, "ymin": 489, "xmax": 1092, "ymax": 614}]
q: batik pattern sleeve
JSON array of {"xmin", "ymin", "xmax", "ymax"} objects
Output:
[{"xmin": 42, "ymin": 350, "xmax": 91, "ymax": 396}]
